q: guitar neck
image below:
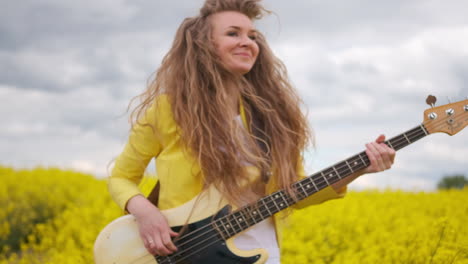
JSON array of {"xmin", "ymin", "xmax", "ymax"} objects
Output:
[{"xmin": 214, "ymin": 124, "xmax": 429, "ymax": 239}]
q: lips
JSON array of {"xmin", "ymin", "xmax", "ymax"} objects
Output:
[{"xmin": 234, "ymin": 52, "xmax": 251, "ymax": 58}]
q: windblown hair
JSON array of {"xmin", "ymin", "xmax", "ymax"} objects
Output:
[{"xmin": 130, "ymin": 0, "xmax": 312, "ymax": 206}]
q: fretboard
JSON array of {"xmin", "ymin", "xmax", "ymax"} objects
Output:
[{"xmin": 214, "ymin": 124, "xmax": 429, "ymax": 239}]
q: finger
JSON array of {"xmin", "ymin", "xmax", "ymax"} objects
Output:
[
  {"xmin": 170, "ymin": 230, "xmax": 179, "ymax": 237},
  {"xmin": 366, "ymin": 143, "xmax": 385, "ymax": 172},
  {"xmin": 382, "ymin": 143, "xmax": 396, "ymax": 163},
  {"xmin": 375, "ymin": 144, "xmax": 393, "ymax": 169},
  {"xmin": 374, "ymin": 142, "xmax": 396, "ymax": 170},
  {"xmin": 375, "ymin": 134, "xmax": 386, "ymax": 144},
  {"xmin": 145, "ymin": 237, "xmax": 157, "ymax": 255},
  {"xmin": 153, "ymin": 235, "xmax": 172, "ymax": 256},
  {"xmin": 161, "ymin": 231, "xmax": 178, "ymax": 252},
  {"xmin": 375, "ymin": 134, "xmax": 396, "ymax": 164},
  {"xmin": 365, "ymin": 143, "xmax": 377, "ymax": 172}
]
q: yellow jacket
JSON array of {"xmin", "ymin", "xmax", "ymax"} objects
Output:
[{"xmin": 108, "ymin": 94, "xmax": 346, "ymax": 248}]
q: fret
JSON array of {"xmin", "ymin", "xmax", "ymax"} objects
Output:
[
  {"xmin": 421, "ymin": 124, "xmax": 428, "ymax": 136},
  {"xmin": 321, "ymin": 170, "xmax": 329, "ymax": 180},
  {"xmin": 321, "ymin": 171, "xmax": 330, "ymax": 185},
  {"xmin": 246, "ymin": 206, "xmax": 259, "ymax": 224},
  {"xmin": 303, "ymin": 177, "xmax": 318, "ymax": 193},
  {"xmin": 322, "ymin": 167, "xmax": 339, "ymax": 185},
  {"xmin": 340, "ymin": 162, "xmax": 354, "ymax": 177},
  {"xmin": 403, "ymin": 133, "xmax": 411, "ymax": 144},
  {"xmin": 345, "ymin": 160, "xmax": 354, "ymax": 173},
  {"xmin": 277, "ymin": 192, "xmax": 290, "ymax": 208},
  {"xmin": 225, "ymin": 217, "xmax": 236, "ymax": 234},
  {"xmin": 332, "ymin": 166, "xmax": 341, "ymax": 179},
  {"xmin": 310, "ymin": 178, "xmax": 319, "ymax": 191},
  {"xmin": 232, "ymin": 211, "xmax": 247, "ymax": 231},
  {"xmin": 358, "ymin": 153, "xmax": 368, "ymax": 166},
  {"xmin": 386, "ymin": 140, "xmax": 394, "ymax": 149},
  {"xmin": 214, "ymin": 219, "xmax": 226, "ymax": 239},
  {"xmin": 356, "ymin": 155, "xmax": 366, "ymax": 170},
  {"xmin": 273, "ymin": 192, "xmax": 285, "ymax": 208},
  {"xmin": 268, "ymin": 195, "xmax": 281, "ymax": 212},
  {"xmin": 283, "ymin": 192, "xmax": 292, "ymax": 205},
  {"xmin": 297, "ymin": 181, "xmax": 308, "ymax": 197},
  {"xmin": 244, "ymin": 209, "xmax": 255, "ymax": 226},
  {"xmin": 229, "ymin": 214, "xmax": 242, "ymax": 233},
  {"xmin": 239, "ymin": 208, "xmax": 254, "ymax": 226},
  {"xmin": 252, "ymin": 208, "xmax": 262, "ymax": 222},
  {"xmin": 349, "ymin": 155, "xmax": 361, "ymax": 169},
  {"xmin": 294, "ymin": 185, "xmax": 306, "ymax": 200},
  {"xmin": 299, "ymin": 182, "xmax": 310, "ymax": 199},
  {"xmin": 260, "ymin": 198, "xmax": 272, "ymax": 216},
  {"xmin": 218, "ymin": 217, "xmax": 233, "ymax": 238},
  {"xmin": 240, "ymin": 210, "xmax": 250, "ymax": 228}
]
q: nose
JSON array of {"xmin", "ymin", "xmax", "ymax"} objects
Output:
[{"xmin": 239, "ymin": 34, "xmax": 255, "ymax": 47}]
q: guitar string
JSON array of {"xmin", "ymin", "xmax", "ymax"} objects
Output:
[
  {"xmin": 154, "ymin": 126, "xmax": 436, "ymax": 262},
  {"xmin": 170, "ymin": 111, "xmax": 467, "ymax": 262},
  {"xmin": 157, "ymin": 159, "xmax": 383, "ymax": 263},
  {"xmin": 151, "ymin": 124, "xmax": 433, "ymax": 263},
  {"xmin": 151, "ymin": 125, "xmax": 432, "ymax": 264},
  {"xmin": 129, "ymin": 115, "xmax": 460, "ymax": 264},
  {"xmin": 159, "ymin": 124, "xmax": 427, "ymax": 249},
  {"xmin": 156, "ymin": 117, "xmax": 460, "ymax": 264},
  {"xmin": 141, "ymin": 114, "xmax": 462, "ymax": 263},
  {"xmin": 154, "ymin": 160, "xmax": 373, "ymax": 264}
]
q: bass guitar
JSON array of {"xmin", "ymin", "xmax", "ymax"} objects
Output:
[{"xmin": 94, "ymin": 96, "xmax": 467, "ymax": 264}]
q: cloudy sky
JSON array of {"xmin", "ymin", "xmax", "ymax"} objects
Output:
[{"xmin": 1, "ymin": 0, "xmax": 467, "ymax": 191}]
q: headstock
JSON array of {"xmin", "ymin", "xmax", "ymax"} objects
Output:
[{"xmin": 423, "ymin": 95, "xmax": 468, "ymax": 136}]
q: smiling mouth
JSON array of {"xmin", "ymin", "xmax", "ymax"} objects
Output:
[{"xmin": 235, "ymin": 53, "xmax": 251, "ymax": 58}]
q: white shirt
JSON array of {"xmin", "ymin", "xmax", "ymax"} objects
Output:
[{"xmin": 233, "ymin": 217, "xmax": 281, "ymax": 264}]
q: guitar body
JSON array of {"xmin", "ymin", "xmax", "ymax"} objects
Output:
[{"xmin": 94, "ymin": 186, "xmax": 269, "ymax": 264}]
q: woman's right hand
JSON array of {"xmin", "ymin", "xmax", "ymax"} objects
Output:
[{"xmin": 126, "ymin": 195, "xmax": 179, "ymax": 256}]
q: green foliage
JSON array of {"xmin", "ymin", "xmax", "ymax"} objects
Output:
[{"xmin": 437, "ymin": 174, "xmax": 467, "ymax": 190}]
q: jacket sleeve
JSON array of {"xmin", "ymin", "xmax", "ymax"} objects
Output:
[
  {"xmin": 108, "ymin": 99, "xmax": 163, "ymax": 211},
  {"xmin": 292, "ymin": 159, "xmax": 347, "ymax": 210}
]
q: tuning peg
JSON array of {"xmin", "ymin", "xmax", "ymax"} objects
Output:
[{"xmin": 426, "ymin": 95, "xmax": 437, "ymax": 108}]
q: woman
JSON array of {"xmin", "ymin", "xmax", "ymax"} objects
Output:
[{"xmin": 108, "ymin": 0, "xmax": 395, "ymax": 263}]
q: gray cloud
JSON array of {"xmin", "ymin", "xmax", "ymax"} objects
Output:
[{"xmin": 1, "ymin": 0, "xmax": 467, "ymax": 189}]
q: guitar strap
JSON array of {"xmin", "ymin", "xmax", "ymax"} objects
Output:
[{"xmin": 147, "ymin": 180, "xmax": 160, "ymax": 206}]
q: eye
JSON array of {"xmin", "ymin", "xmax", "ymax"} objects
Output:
[
  {"xmin": 227, "ymin": 31, "xmax": 238, "ymax": 37},
  {"xmin": 249, "ymin": 35, "xmax": 257, "ymax": 41}
]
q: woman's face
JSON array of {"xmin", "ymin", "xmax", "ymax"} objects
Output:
[{"xmin": 210, "ymin": 11, "xmax": 259, "ymax": 75}]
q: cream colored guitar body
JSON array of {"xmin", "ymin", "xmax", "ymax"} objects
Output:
[{"xmin": 94, "ymin": 186, "xmax": 269, "ymax": 264}]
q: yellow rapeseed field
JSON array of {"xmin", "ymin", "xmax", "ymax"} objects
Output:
[{"xmin": 1, "ymin": 166, "xmax": 467, "ymax": 263}]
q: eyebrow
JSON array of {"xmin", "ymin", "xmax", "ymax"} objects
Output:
[{"xmin": 226, "ymin": 26, "xmax": 258, "ymax": 34}]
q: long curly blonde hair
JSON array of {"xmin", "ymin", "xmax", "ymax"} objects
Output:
[{"xmin": 130, "ymin": 0, "xmax": 312, "ymax": 206}]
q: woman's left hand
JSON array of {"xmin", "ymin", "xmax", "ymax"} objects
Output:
[{"xmin": 363, "ymin": 134, "xmax": 396, "ymax": 174}]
